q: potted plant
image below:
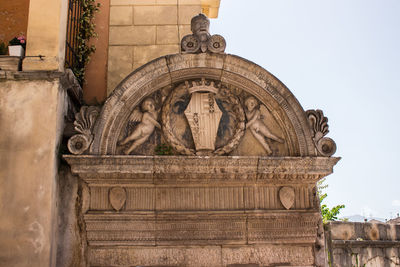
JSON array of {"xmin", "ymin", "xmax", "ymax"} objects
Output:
[{"xmin": 8, "ymin": 35, "xmax": 26, "ymax": 57}]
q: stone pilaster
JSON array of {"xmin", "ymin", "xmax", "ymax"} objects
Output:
[{"xmin": 23, "ymin": 0, "xmax": 69, "ymax": 71}]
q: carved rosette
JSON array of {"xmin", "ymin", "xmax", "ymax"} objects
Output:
[
  {"xmin": 162, "ymin": 79, "xmax": 245, "ymax": 155},
  {"xmin": 68, "ymin": 106, "xmax": 100, "ymax": 155},
  {"xmin": 306, "ymin": 109, "xmax": 337, "ymax": 156},
  {"xmin": 181, "ymin": 14, "xmax": 226, "ymax": 54}
]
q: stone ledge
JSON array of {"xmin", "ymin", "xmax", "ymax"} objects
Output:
[
  {"xmin": 0, "ymin": 70, "xmax": 64, "ymax": 81},
  {"xmin": 88, "ymin": 244, "xmax": 314, "ymax": 267},
  {"xmin": 332, "ymin": 240, "xmax": 400, "ymax": 248},
  {"xmin": 0, "ymin": 56, "xmax": 21, "ymax": 71},
  {"xmin": 63, "ymin": 155, "xmax": 339, "ymax": 183}
]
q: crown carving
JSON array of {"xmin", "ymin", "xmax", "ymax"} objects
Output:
[{"xmin": 185, "ymin": 78, "xmax": 219, "ymax": 94}]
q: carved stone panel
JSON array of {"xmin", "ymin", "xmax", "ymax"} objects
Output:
[
  {"xmin": 109, "ymin": 187, "xmax": 126, "ymax": 211},
  {"xmin": 279, "ymin": 186, "xmax": 295, "ymax": 210},
  {"xmin": 184, "ymin": 92, "xmax": 222, "ymax": 152}
]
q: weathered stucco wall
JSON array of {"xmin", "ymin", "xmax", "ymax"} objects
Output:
[
  {"xmin": 56, "ymin": 164, "xmax": 86, "ymax": 267},
  {"xmin": 0, "ymin": 72, "xmax": 67, "ymax": 266},
  {"xmin": 325, "ymin": 221, "xmax": 400, "ymax": 267}
]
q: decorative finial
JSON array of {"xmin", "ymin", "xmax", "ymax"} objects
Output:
[
  {"xmin": 305, "ymin": 109, "xmax": 337, "ymax": 157},
  {"xmin": 181, "ymin": 14, "xmax": 226, "ymax": 54}
]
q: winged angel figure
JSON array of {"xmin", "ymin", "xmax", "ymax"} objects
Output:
[{"xmin": 119, "ymin": 98, "xmax": 161, "ymax": 154}]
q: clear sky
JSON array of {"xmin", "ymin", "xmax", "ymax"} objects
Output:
[{"xmin": 211, "ymin": 0, "xmax": 400, "ymax": 220}]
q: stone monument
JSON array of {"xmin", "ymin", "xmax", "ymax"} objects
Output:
[{"xmin": 64, "ymin": 14, "xmax": 339, "ymax": 267}]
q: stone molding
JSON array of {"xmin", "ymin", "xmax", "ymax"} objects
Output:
[
  {"xmin": 64, "ymin": 155, "xmax": 339, "ymax": 183},
  {"xmin": 84, "ymin": 211, "xmax": 320, "ymax": 246},
  {"xmin": 88, "ymin": 244, "xmax": 314, "ymax": 267}
]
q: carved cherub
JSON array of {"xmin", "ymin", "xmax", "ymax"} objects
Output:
[
  {"xmin": 244, "ymin": 96, "xmax": 284, "ymax": 155},
  {"xmin": 119, "ymin": 98, "xmax": 161, "ymax": 155}
]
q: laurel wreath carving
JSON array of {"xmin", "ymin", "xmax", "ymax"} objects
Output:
[
  {"xmin": 161, "ymin": 80, "xmax": 245, "ymax": 156},
  {"xmin": 213, "ymin": 86, "xmax": 245, "ymax": 155}
]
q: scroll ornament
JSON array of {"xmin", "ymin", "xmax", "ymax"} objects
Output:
[
  {"xmin": 181, "ymin": 13, "xmax": 226, "ymax": 54},
  {"xmin": 67, "ymin": 106, "xmax": 100, "ymax": 155},
  {"xmin": 306, "ymin": 109, "xmax": 336, "ymax": 157}
]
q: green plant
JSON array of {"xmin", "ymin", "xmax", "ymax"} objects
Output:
[
  {"xmin": 0, "ymin": 42, "xmax": 7, "ymax": 55},
  {"xmin": 155, "ymin": 144, "xmax": 173, "ymax": 155},
  {"xmin": 73, "ymin": 0, "xmax": 100, "ymax": 84},
  {"xmin": 318, "ymin": 178, "xmax": 345, "ymax": 223}
]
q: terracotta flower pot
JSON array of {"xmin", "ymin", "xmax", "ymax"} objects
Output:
[{"xmin": 8, "ymin": 45, "xmax": 25, "ymax": 57}]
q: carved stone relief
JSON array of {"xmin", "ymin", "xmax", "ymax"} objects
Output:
[
  {"xmin": 279, "ymin": 186, "xmax": 295, "ymax": 210},
  {"xmin": 67, "ymin": 106, "xmax": 100, "ymax": 155},
  {"xmin": 63, "ymin": 14, "xmax": 341, "ymax": 267},
  {"xmin": 184, "ymin": 87, "xmax": 222, "ymax": 152},
  {"xmin": 181, "ymin": 13, "xmax": 226, "ymax": 54},
  {"xmin": 244, "ymin": 96, "xmax": 284, "ymax": 155},
  {"xmin": 109, "ymin": 187, "xmax": 126, "ymax": 211},
  {"xmin": 108, "ymin": 77, "xmax": 293, "ymax": 156},
  {"xmin": 162, "ymin": 78, "xmax": 249, "ymax": 155},
  {"xmin": 306, "ymin": 109, "xmax": 337, "ymax": 156},
  {"xmin": 118, "ymin": 97, "xmax": 161, "ymax": 155}
]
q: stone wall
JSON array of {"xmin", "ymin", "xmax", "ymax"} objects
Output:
[
  {"xmin": 0, "ymin": 70, "xmax": 77, "ymax": 267},
  {"xmin": 325, "ymin": 221, "xmax": 400, "ymax": 267},
  {"xmin": 107, "ymin": 0, "xmax": 207, "ymax": 93}
]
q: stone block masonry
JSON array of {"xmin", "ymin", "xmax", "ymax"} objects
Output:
[
  {"xmin": 325, "ymin": 221, "xmax": 400, "ymax": 266},
  {"xmin": 107, "ymin": 0, "xmax": 205, "ymax": 94}
]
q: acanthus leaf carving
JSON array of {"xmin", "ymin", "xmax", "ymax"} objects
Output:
[
  {"xmin": 67, "ymin": 106, "xmax": 100, "ymax": 155},
  {"xmin": 306, "ymin": 109, "xmax": 337, "ymax": 157},
  {"xmin": 181, "ymin": 14, "xmax": 226, "ymax": 54}
]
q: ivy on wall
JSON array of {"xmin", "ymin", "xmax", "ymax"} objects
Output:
[{"xmin": 74, "ymin": 0, "xmax": 100, "ymax": 84}]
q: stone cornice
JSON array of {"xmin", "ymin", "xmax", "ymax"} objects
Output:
[{"xmin": 63, "ymin": 155, "xmax": 340, "ymax": 184}]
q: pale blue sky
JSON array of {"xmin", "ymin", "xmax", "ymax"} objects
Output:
[{"xmin": 212, "ymin": 0, "xmax": 400, "ymax": 219}]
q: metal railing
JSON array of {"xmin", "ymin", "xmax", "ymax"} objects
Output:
[{"xmin": 65, "ymin": 0, "xmax": 82, "ymax": 81}]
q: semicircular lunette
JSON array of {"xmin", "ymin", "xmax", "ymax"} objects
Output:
[
  {"xmin": 110, "ymin": 77, "xmax": 296, "ymax": 157},
  {"xmin": 87, "ymin": 53, "xmax": 318, "ymax": 157}
]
